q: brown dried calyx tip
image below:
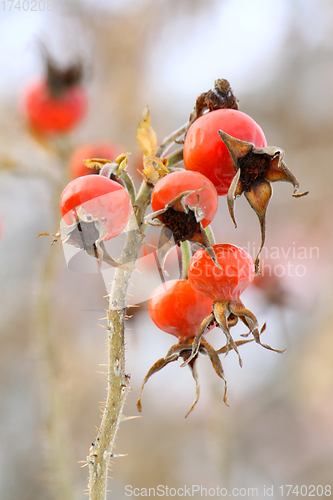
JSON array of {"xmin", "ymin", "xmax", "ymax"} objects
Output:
[
  {"xmin": 40, "ymin": 42, "xmax": 84, "ymax": 96},
  {"xmin": 48, "ymin": 60, "xmax": 83, "ymax": 95},
  {"xmin": 136, "ymin": 336, "xmax": 229, "ymax": 418},
  {"xmin": 145, "ymin": 188, "xmax": 221, "ymax": 270},
  {"xmin": 158, "ymin": 207, "xmax": 200, "ymax": 246},
  {"xmin": 189, "ymin": 78, "xmax": 238, "ymax": 125},
  {"xmin": 182, "ymin": 299, "xmax": 285, "ymax": 373},
  {"xmin": 218, "ymin": 130, "xmax": 309, "ymax": 273}
]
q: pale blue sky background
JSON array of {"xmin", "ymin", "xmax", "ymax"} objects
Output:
[{"xmin": 1, "ymin": 0, "xmax": 329, "ymax": 95}]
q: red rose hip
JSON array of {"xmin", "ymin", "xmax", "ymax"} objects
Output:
[{"xmin": 183, "ymin": 109, "xmax": 266, "ymax": 195}]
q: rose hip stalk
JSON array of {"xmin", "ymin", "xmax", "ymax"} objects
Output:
[{"xmin": 185, "ymin": 243, "xmax": 285, "ymax": 368}]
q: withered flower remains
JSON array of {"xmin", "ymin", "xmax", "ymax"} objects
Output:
[{"xmin": 218, "ymin": 130, "xmax": 309, "ymax": 272}]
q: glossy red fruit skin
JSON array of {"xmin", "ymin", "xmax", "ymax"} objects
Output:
[
  {"xmin": 183, "ymin": 109, "xmax": 267, "ymax": 196},
  {"xmin": 60, "ymin": 175, "xmax": 131, "ymax": 240},
  {"xmin": 151, "ymin": 170, "xmax": 218, "ymax": 228},
  {"xmin": 148, "ymin": 279, "xmax": 213, "ymax": 341},
  {"xmin": 24, "ymin": 80, "xmax": 87, "ymax": 134},
  {"xmin": 188, "ymin": 244, "xmax": 255, "ymax": 301},
  {"xmin": 69, "ymin": 142, "xmax": 122, "ymax": 179}
]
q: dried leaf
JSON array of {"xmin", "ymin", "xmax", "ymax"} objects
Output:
[
  {"xmin": 142, "ymin": 156, "xmax": 169, "ymax": 185},
  {"xmin": 142, "ymin": 162, "xmax": 160, "ymax": 185},
  {"xmin": 115, "ymin": 152, "xmax": 130, "ymax": 166},
  {"xmin": 136, "ymin": 106, "xmax": 157, "ymax": 157},
  {"xmin": 83, "ymin": 158, "xmax": 113, "ymax": 170}
]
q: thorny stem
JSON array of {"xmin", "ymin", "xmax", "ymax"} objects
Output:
[
  {"xmin": 88, "ymin": 185, "xmax": 150, "ymax": 499},
  {"xmin": 88, "ymin": 124, "xmax": 186, "ymax": 499}
]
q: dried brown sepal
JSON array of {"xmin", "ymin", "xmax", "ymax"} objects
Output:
[
  {"xmin": 199, "ymin": 337, "xmax": 228, "ymax": 406},
  {"xmin": 189, "ymin": 79, "xmax": 238, "ymax": 126},
  {"xmin": 136, "ymin": 347, "xmax": 181, "ymax": 413},
  {"xmin": 179, "ymin": 313, "xmax": 215, "ymax": 368},
  {"xmin": 184, "ymin": 359, "xmax": 201, "ymax": 418},
  {"xmin": 37, "ymin": 41, "xmax": 84, "ymax": 96},
  {"xmin": 46, "ymin": 58, "xmax": 84, "ymax": 97},
  {"xmin": 216, "ymin": 337, "xmax": 254, "ymax": 355},
  {"xmin": 155, "ymin": 227, "xmax": 177, "ymax": 279},
  {"xmin": 136, "ymin": 336, "xmax": 228, "ymax": 417},
  {"xmin": 231, "ymin": 301, "xmax": 285, "ymax": 353},
  {"xmin": 244, "ymin": 180, "xmax": 272, "ymax": 273},
  {"xmin": 180, "ymin": 312, "xmax": 245, "ymax": 370},
  {"xmin": 218, "ymin": 130, "xmax": 308, "ymax": 273},
  {"xmin": 145, "ymin": 188, "xmax": 220, "ymax": 271},
  {"xmin": 214, "ymin": 300, "xmax": 243, "ymax": 366},
  {"xmin": 183, "ymin": 298, "xmax": 283, "ymax": 369}
]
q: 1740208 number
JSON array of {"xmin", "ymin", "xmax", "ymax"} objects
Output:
[
  {"xmin": 1, "ymin": 0, "xmax": 52, "ymax": 11},
  {"xmin": 279, "ymin": 485, "xmax": 331, "ymax": 497}
]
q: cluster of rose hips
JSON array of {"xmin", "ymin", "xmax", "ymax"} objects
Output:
[{"xmin": 39, "ymin": 78, "xmax": 307, "ymax": 417}]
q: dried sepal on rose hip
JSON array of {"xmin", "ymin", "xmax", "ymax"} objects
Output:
[
  {"xmin": 39, "ymin": 167, "xmax": 132, "ymax": 267},
  {"xmin": 137, "ymin": 279, "xmax": 251, "ymax": 417},
  {"xmin": 218, "ymin": 130, "xmax": 309, "ymax": 272},
  {"xmin": 145, "ymin": 170, "xmax": 220, "ymax": 270},
  {"xmin": 188, "ymin": 78, "xmax": 239, "ymax": 127},
  {"xmin": 183, "ymin": 244, "xmax": 285, "ymax": 369}
]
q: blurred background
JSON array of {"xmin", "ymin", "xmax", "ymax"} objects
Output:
[{"xmin": 0, "ymin": 0, "xmax": 332, "ymax": 498}]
